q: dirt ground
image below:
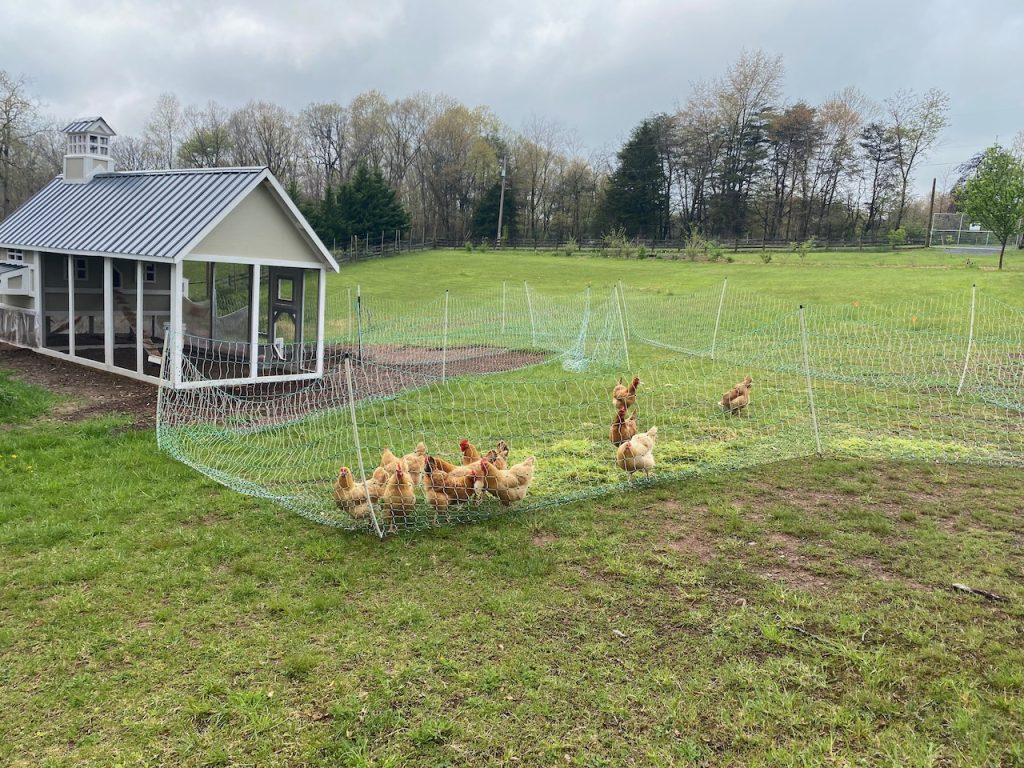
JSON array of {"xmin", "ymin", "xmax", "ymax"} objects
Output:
[{"xmin": 0, "ymin": 343, "xmax": 158, "ymax": 429}]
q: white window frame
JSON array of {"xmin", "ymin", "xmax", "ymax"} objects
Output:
[
  {"xmin": 75, "ymin": 257, "xmax": 88, "ymax": 281},
  {"xmin": 6, "ymin": 249, "xmax": 23, "ymax": 262},
  {"xmin": 144, "ymin": 263, "xmax": 157, "ymax": 283}
]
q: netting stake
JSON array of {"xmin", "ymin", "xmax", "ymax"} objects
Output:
[
  {"xmin": 524, "ymin": 280, "xmax": 536, "ymax": 347},
  {"xmin": 344, "ymin": 355, "xmax": 384, "ymax": 539},
  {"xmin": 798, "ymin": 305, "xmax": 823, "ymax": 456},
  {"xmin": 956, "ymin": 284, "xmax": 977, "ymax": 396},
  {"xmin": 501, "ymin": 281, "xmax": 507, "ymax": 335},
  {"xmin": 356, "ymin": 285, "xmax": 363, "ymax": 362},
  {"xmin": 442, "ymin": 289, "xmax": 449, "ymax": 381},
  {"xmin": 346, "ymin": 287, "xmax": 352, "ymax": 347},
  {"xmin": 711, "ymin": 278, "xmax": 727, "ymax": 359},
  {"xmin": 614, "ymin": 283, "xmax": 630, "ymax": 369},
  {"xmin": 617, "ymin": 280, "xmax": 631, "ymax": 340}
]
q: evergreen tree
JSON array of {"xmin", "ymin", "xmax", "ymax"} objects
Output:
[
  {"xmin": 470, "ymin": 180, "xmax": 518, "ymax": 242},
  {"xmin": 334, "ymin": 163, "xmax": 410, "ymax": 246},
  {"xmin": 598, "ymin": 119, "xmax": 670, "ymax": 238}
]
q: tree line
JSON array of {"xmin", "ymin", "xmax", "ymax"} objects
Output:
[{"xmin": 2, "ymin": 53, "xmax": 1017, "ymax": 248}]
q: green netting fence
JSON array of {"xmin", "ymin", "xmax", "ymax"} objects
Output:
[{"xmin": 157, "ymin": 281, "xmax": 1023, "ymax": 537}]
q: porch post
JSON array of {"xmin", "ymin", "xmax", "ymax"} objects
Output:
[
  {"xmin": 103, "ymin": 257, "xmax": 114, "ymax": 366},
  {"xmin": 136, "ymin": 261, "xmax": 144, "ymax": 372},
  {"xmin": 249, "ymin": 264, "xmax": 261, "ymax": 380},
  {"xmin": 316, "ymin": 267, "xmax": 326, "ymax": 376},
  {"xmin": 67, "ymin": 256, "xmax": 75, "ymax": 357},
  {"xmin": 170, "ymin": 260, "xmax": 183, "ymax": 387}
]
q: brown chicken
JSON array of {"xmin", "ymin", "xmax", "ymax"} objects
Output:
[
  {"xmin": 432, "ymin": 447, "xmax": 503, "ymax": 476},
  {"xmin": 332, "ymin": 466, "xmax": 386, "ymax": 521},
  {"xmin": 423, "ymin": 456, "xmax": 484, "ymax": 522},
  {"xmin": 459, "ymin": 438, "xmax": 482, "ymax": 465},
  {"xmin": 379, "ymin": 448, "xmax": 401, "ymax": 472},
  {"xmin": 377, "ymin": 462, "xmax": 416, "ymax": 531},
  {"xmin": 402, "ymin": 442, "xmax": 428, "ymax": 486},
  {"xmin": 480, "ymin": 456, "xmax": 536, "ymax": 506},
  {"xmin": 720, "ymin": 375, "xmax": 753, "ymax": 415},
  {"xmin": 612, "ymin": 376, "xmax": 641, "ymax": 410},
  {"xmin": 609, "ymin": 406, "xmax": 638, "ymax": 447},
  {"xmin": 616, "ymin": 426, "xmax": 657, "ymax": 479}
]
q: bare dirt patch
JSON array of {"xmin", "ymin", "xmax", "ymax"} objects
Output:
[
  {"xmin": 530, "ymin": 532, "xmax": 558, "ymax": 547},
  {"xmin": 760, "ymin": 532, "xmax": 831, "ymax": 592},
  {"xmin": 665, "ymin": 530, "xmax": 715, "ymax": 561},
  {"xmin": 1, "ymin": 343, "xmax": 158, "ymax": 429},
  {"xmin": 852, "ymin": 555, "xmax": 928, "ymax": 591}
]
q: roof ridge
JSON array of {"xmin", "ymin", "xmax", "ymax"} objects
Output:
[{"xmin": 89, "ymin": 166, "xmax": 267, "ymax": 179}]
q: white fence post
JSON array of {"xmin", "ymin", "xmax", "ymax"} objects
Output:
[
  {"xmin": 346, "ymin": 286, "xmax": 352, "ymax": 347},
  {"xmin": 501, "ymin": 280, "xmax": 507, "ymax": 335},
  {"xmin": 956, "ymin": 283, "xmax": 977, "ymax": 396},
  {"xmin": 614, "ymin": 284, "xmax": 630, "ymax": 369},
  {"xmin": 356, "ymin": 284, "xmax": 363, "ymax": 361},
  {"xmin": 524, "ymin": 280, "xmax": 536, "ymax": 347},
  {"xmin": 711, "ymin": 277, "xmax": 727, "ymax": 359},
  {"xmin": 442, "ymin": 288, "xmax": 449, "ymax": 381},
  {"xmin": 344, "ymin": 354, "xmax": 384, "ymax": 539},
  {"xmin": 798, "ymin": 305, "xmax": 823, "ymax": 456},
  {"xmin": 617, "ymin": 279, "xmax": 631, "ymax": 341}
]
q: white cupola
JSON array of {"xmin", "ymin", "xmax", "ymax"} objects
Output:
[{"xmin": 61, "ymin": 117, "xmax": 116, "ymax": 183}]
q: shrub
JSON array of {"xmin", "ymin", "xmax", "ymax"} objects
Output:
[
  {"xmin": 760, "ymin": 250, "xmax": 773, "ymax": 264},
  {"xmin": 792, "ymin": 236, "xmax": 816, "ymax": 259},
  {"xmin": 563, "ymin": 236, "xmax": 579, "ymax": 256},
  {"xmin": 887, "ymin": 227, "xmax": 907, "ymax": 250},
  {"xmin": 602, "ymin": 227, "xmax": 635, "ymax": 259},
  {"xmin": 478, "ymin": 238, "xmax": 490, "ymax": 252},
  {"xmin": 463, "ymin": 240, "xmax": 473, "ymax": 252},
  {"xmin": 683, "ymin": 231, "xmax": 708, "ymax": 261}
]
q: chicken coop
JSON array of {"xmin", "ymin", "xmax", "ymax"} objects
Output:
[{"xmin": 0, "ymin": 117, "xmax": 338, "ymax": 388}]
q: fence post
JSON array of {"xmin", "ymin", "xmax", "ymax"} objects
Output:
[
  {"xmin": 956, "ymin": 283, "xmax": 977, "ymax": 396},
  {"xmin": 501, "ymin": 280, "xmax": 507, "ymax": 335},
  {"xmin": 343, "ymin": 355, "xmax": 384, "ymax": 539},
  {"xmin": 356, "ymin": 285, "xmax": 363, "ymax": 362},
  {"xmin": 798, "ymin": 305, "xmax": 823, "ymax": 456},
  {"xmin": 346, "ymin": 286, "xmax": 353, "ymax": 347},
  {"xmin": 442, "ymin": 288, "xmax": 449, "ymax": 381},
  {"xmin": 524, "ymin": 280, "xmax": 536, "ymax": 347},
  {"xmin": 711, "ymin": 277, "xmax": 728, "ymax": 359},
  {"xmin": 614, "ymin": 283, "xmax": 630, "ymax": 369}
]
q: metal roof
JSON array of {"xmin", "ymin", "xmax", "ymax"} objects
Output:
[
  {"xmin": 61, "ymin": 117, "xmax": 115, "ymax": 135},
  {"xmin": 0, "ymin": 167, "xmax": 268, "ymax": 260},
  {"xmin": 0, "ymin": 262, "xmax": 27, "ymax": 276}
]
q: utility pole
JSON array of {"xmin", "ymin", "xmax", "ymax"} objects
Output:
[
  {"xmin": 926, "ymin": 177, "xmax": 936, "ymax": 248},
  {"xmin": 496, "ymin": 156, "xmax": 507, "ymax": 247}
]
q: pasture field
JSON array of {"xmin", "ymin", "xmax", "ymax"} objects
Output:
[{"xmin": 2, "ymin": 248, "xmax": 1023, "ymax": 766}]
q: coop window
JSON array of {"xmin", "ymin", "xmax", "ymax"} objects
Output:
[
  {"xmin": 277, "ymin": 277, "xmax": 294, "ymax": 302},
  {"xmin": 144, "ymin": 263, "xmax": 156, "ymax": 283},
  {"xmin": 6, "ymin": 249, "xmax": 23, "ymax": 261},
  {"xmin": 75, "ymin": 257, "xmax": 88, "ymax": 281}
]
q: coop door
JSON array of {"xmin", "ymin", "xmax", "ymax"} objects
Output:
[{"xmin": 267, "ymin": 268, "xmax": 304, "ymax": 357}]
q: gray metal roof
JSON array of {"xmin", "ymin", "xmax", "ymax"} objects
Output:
[
  {"xmin": 61, "ymin": 117, "xmax": 114, "ymax": 135},
  {"xmin": 0, "ymin": 167, "xmax": 267, "ymax": 260},
  {"xmin": 0, "ymin": 262, "xmax": 27, "ymax": 276}
]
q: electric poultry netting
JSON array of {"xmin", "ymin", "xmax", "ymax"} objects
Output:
[{"xmin": 157, "ymin": 282, "xmax": 1024, "ymax": 537}]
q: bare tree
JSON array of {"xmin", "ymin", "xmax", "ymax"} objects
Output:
[
  {"xmin": 299, "ymin": 101, "xmax": 348, "ymax": 198},
  {"xmin": 112, "ymin": 135, "xmax": 160, "ymax": 171},
  {"xmin": 143, "ymin": 92, "xmax": 183, "ymax": 169},
  {"xmin": 0, "ymin": 70, "xmax": 43, "ymax": 217},
  {"xmin": 229, "ymin": 101, "xmax": 298, "ymax": 182},
  {"xmin": 178, "ymin": 101, "xmax": 233, "ymax": 168},
  {"xmin": 885, "ymin": 88, "xmax": 949, "ymax": 227}
]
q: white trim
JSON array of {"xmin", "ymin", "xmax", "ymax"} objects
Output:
[
  {"xmin": 169, "ymin": 371, "xmax": 322, "ymax": 391},
  {"xmin": 74, "ymin": 256, "xmax": 89, "ymax": 281},
  {"xmin": 67, "ymin": 256, "xmax": 75, "ymax": 357},
  {"xmin": 103, "ymin": 257, "xmax": 113, "ymax": 366},
  {"xmin": 184, "ymin": 253, "xmax": 325, "ymax": 270},
  {"xmin": 249, "ymin": 264, "xmax": 261, "ymax": 380},
  {"xmin": 136, "ymin": 261, "xmax": 144, "ymax": 372},
  {"xmin": 31, "ymin": 346, "xmax": 160, "ymax": 385},
  {"xmin": 170, "ymin": 261, "xmax": 183, "ymax": 388},
  {"xmin": 0, "ymin": 244, "xmax": 168, "ymax": 261},
  {"xmin": 144, "ymin": 263, "xmax": 157, "ymax": 283},
  {"xmin": 316, "ymin": 267, "xmax": 326, "ymax": 376}
]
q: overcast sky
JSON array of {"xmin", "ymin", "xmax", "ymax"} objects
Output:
[{"xmin": 4, "ymin": 0, "xmax": 1022, "ymax": 192}]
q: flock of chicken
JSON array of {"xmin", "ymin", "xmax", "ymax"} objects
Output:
[
  {"xmin": 332, "ymin": 373, "xmax": 754, "ymax": 528},
  {"xmin": 333, "ymin": 438, "xmax": 536, "ymax": 530}
]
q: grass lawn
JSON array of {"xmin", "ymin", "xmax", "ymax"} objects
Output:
[{"xmin": 2, "ymin": 249, "xmax": 1023, "ymax": 766}]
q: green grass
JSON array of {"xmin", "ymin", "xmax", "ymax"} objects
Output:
[
  {"xmin": 0, "ymin": 370, "xmax": 59, "ymax": 424},
  {"xmin": 3, "ymin": 249, "xmax": 1024, "ymax": 765}
]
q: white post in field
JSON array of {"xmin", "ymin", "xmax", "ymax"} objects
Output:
[
  {"xmin": 956, "ymin": 284, "xmax": 977, "ymax": 397},
  {"xmin": 442, "ymin": 289, "xmax": 449, "ymax": 381},
  {"xmin": 711, "ymin": 278, "xmax": 728, "ymax": 359}
]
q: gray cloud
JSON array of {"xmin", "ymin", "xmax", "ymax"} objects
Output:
[{"xmin": 4, "ymin": 0, "xmax": 1021, "ymax": 190}]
